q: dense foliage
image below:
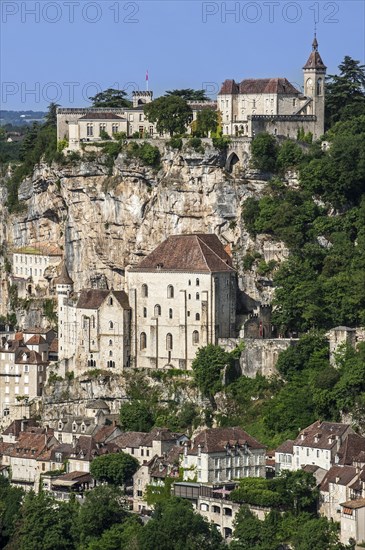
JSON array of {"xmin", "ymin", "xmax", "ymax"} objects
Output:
[
  {"xmin": 90, "ymin": 452, "xmax": 139, "ymax": 486},
  {"xmin": 144, "ymin": 95, "xmax": 193, "ymax": 136},
  {"xmin": 165, "ymin": 89, "xmax": 209, "ymax": 101},
  {"xmin": 89, "ymin": 88, "xmax": 132, "ymax": 108},
  {"xmin": 4, "ymin": 489, "xmax": 225, "ymax": 550},
  {"xmin": 231, "ymin": 506, "xmax": 352, "ymax": 550}
]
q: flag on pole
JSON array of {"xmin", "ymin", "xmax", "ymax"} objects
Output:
[{"xmin": 146, "ymin": 70, "xmax": 149, "ymax": 91}]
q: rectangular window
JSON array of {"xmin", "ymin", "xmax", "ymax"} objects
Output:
[
  {"xmin": 129, "ymin": 114, "xmax": 134, "ymax": 121},
  {"xmin": 24, "ymin": 387, "xmax": 29, "ymax": 395}
]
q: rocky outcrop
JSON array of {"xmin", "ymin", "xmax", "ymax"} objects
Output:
[{"xmin": 0, "ymin": 142, "xmax": 289, "ymax": 305}]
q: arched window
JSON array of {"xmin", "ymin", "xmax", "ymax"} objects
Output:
[
  {"xmin": 317, "ymin": 78, "xmax": 323, "ymax": 96},
  {"xmin": 166, "ymin": 333, "xmax": 173, "ymax": 350},
  {"xmin": 196, "ymin": 278, "xmax": 200, "ymax": 286},
  {"xmin": 140, "ymin": 332, "xmax": 147, "ymax": 350},
  {"xmin": 154, "ymin": 304, "xmax": 161, "ymax": 316},
  {"xmin": 196, "ymin": 293, "xmax": 200, "ymax": 300},
  {"xmin": 108, "ymin": 296, "xmax": 113, "ymax": 306},
  {"xmin": 169, "ymin": 308, "xmax": 173, "ymax": 319},
  {"xmin": 167, "ymin": 285, "xmax": 174, "ymax": 298},
  {"xmin": 109, "ymin": 321, "xmax": 114, "ymax": 329},
  {"xmin": 142, "ymin": 284, "xmax": 148, "ymax": 297},
  {"xmin": 196, "ymin": 313, "xmax": 200, "ymax": 321},
  {"xmin": 193, "ymin": 330, "xmax": 199, "ymax": 345},
  {"xmin": 143, "ymin": 307, "xmax": 147, "ymax": 318},
  {"xmin": 188, "ymin": 280, "xmax": 191, "ymax": 286},
  {"xmin": 109, "ymin": 350, "xmax": 113, "ymax": 357},
  {"xmin": 109, "ymin": 339, "xmax": 113, "ymax": 346}
]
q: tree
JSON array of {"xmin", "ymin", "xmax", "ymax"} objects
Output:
[
  {"xmin": 276, "ymin": 139, "xmax": 303, "ymax": 172},
  {"xmin": 231, "ymin": 505, "xmax": 264, "ymax": 549},
  {"xmin": 326, "ymin": 56, "xmax": 365, "ymax": 128},
  {"xmin": 144, "ymin": 95, "xmax": 192, "ymax": 136},
  {"xmin": 83, "ymin": 517, "xmax": 142, "ymax": 550},
  {"xmin": 137, "ymin": 497, "xmax": 225, "ymax": 550},
  {"xmin": 0, "ymin": 478, "xmax": 23, "ymax": 548},
  {"xmin": 275, "ymin": 331, "xmax": 329, "ymax": 380},
  {"xmin": 165, "ymin": 89, "xmax": 209, "ymax": 101},
  {"xmin": 44, "ymin": 102, "xmax": 60, "ymax": 127},
  {"xmin": 195, "ymin": 109, "xmax": 218, "ymax": 137},
  {"xmin": 11, "ymin": 491, "xmax": 78, "ymax": 550},
  {"xmin": 76, "ymin": 485, "xmax": 128, "ymax": 546},
  {"xmin": 119, "ymin": 400, "xmax": 155, "ymax": 432},
  {"xmin": 192, "ymin": 344, "xmax": 232, "ymax": 405},
  {"xmin": 251, "ymin": 133, "xmax": 278, "ymax": 172},
  {"xmin": 90, "ymin": 452, "xmax": 139, "ymax": 486},
  {"xmin": 292, "ymin": 516, "xmax": 343, "ymax": 550},
  {"xmin": 89, "ymin": 88, "xmax": 132, "ymax": 108}
]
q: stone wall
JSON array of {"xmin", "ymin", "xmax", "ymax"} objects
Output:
[{"xmin": 239, "ymin": 338, "xmax": 298, "ymax": 378}]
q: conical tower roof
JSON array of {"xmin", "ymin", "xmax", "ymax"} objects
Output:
[
  {"xmin": 303, "ymin": 35, "xmax": 327, "ymax": 70},
  {"xmin": 55, "ymin": 261, "xmax": 73, "ymax": 285}
]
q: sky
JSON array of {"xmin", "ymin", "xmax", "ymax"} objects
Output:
[{"xmin": 1, "ymin": 0, "xmax": 364, "ymax": 110}]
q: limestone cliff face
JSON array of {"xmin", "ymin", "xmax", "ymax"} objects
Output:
[{"xmin": 1, "ymin": 143, "xmax": 289, "ymax": 306}]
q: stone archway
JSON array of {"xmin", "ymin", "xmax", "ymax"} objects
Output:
[{"xmin": 225, "ymin": 152, "xmax": 240, "ymax": 173}]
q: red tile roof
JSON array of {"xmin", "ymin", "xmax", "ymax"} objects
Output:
[
  {"xmin": 76, "ymin": 290, "xmax": 130, "ymax": 310},
  {"xmin": 5, "ymin": 432, "xmax": 56, "ymax": 459},
  {"xmin": 49, "ymin": 338, "xmax": 58, "ymax": 353},
  {"xmin": 219, "ymin": 78, "xmax": 300, "ymax": 95},
  {"xmin": 294, "ymin": 421, "xmax": 351, "ymax": 450},
  {"xmin": 303, "ymin": 51, "xmax": 326, "ymax": 70},
  {"xmin": 337, "ymin": 434, "xmax": 365, "ymax": 466},
  {"xmin": 79, "ymin": 112, "xmax": 125, "ymax": 120},
  {"xmin": 219, "ymin": 80, "xmax": 240, "ymax": 95},
  {"xmin": 132, "ymin": 234, "xmax": 235, "ymax": 273},
  {"xmin": 320, "ymin": 465, "xmax": 357, "ymax": 492},
  {"xmin": 188, "ymin": 427, "xmax": 265, "ymax": 455},
  {"xmin": 54, "ymin": 262, "xmax": 73, "ymax": 285},
  {"xmin": 25, "ymin": 334, "xmax": 46, "ymax": 345},
  {"xmin": 276, "ymin": 439, "xmax": 294, "ymax": 454}
]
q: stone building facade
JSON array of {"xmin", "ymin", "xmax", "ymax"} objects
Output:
[
  {"xmin": 218, "ymin": 36, "xmax": 326, "ymax": 140},
  {"xmin": 11, "ymin": 243, "xmax": 62, "ymax": 298},
  {"xmin": 57, "ymin": 234, "xmax": 237, "ymax": 374},
  {"xmin": 126, "ymin": 234, "xmax": 237, "ymax": 370},
  {"xmin": 0, "ymin": 328, "xmax": 56, "ymax": 427},
  {"xmin": 56, "ymin": 264, "xmax": 131, "ymax": 375},
  {"xmin": 182, "ymin": 427, "xmax": 266, "ymax": 484}
]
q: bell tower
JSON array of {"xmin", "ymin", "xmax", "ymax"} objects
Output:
[{"xmin": 303, "ymin": 34, "xmax": 327, "ymax": 137}]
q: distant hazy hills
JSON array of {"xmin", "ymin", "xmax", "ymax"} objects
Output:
[{"xmin": 0, "ymin": 110, "xmax": 46, "ymax": 127}]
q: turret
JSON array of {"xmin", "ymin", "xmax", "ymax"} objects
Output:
[
  {"xmin": 303, "ymin": 34, "xmax": 327, "ymax": 136},
  {"xmin": 54, "ymin": 261, "xmax": 73, "ymax": 297}
]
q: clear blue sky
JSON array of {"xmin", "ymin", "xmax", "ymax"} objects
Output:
[{"xmin": 1, "ymin": 0, "xmax": 364, "ymax": 110}]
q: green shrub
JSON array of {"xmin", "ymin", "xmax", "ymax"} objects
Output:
[
  {"xmin": 212, "ymin": 136, "xmax": 230, "ymax": 150},
  {"xmin": 251, "ymin": 133, "xmax": 278, "ymax": 172},
  {"xmin": 187, "ymin": 137, "xmax": 204, "ymax": 153},
  {"xmin": 99, "ymin": 129, "xmax": 111, "ymax": 141},
  {"xmin": 167, "ymin": 137, "xmax": 183, "ymax": 150}
]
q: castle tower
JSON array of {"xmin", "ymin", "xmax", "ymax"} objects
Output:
[
  {"xmin": 303, "ymin": 34, "xmax": 327, "ymax": 137},
  {"xmin": 54, "ymin": 262, "xmax": 74, "ymax": 364}
]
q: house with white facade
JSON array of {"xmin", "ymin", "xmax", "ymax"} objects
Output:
[
  {"xmin": 126, "ymin": 234, "xmax": 237, "ymax": 370},
  {"xmin": 11, "ymin": 243, "xmax": 63, "ymax": 298},
  {"xmin": 0, "ymin": 329, "xmax": 56, "ymax": 428},
  {"xmin": 292, "ymin": 421, "xmax": 353, "ymax": 471},
  {"xmin": 275, "ymin": 439, "xmax": 294, "ymax": 474},
  {"xmin": 183, "ymin": 427, "xmax": 266, "ymax": 484}
]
